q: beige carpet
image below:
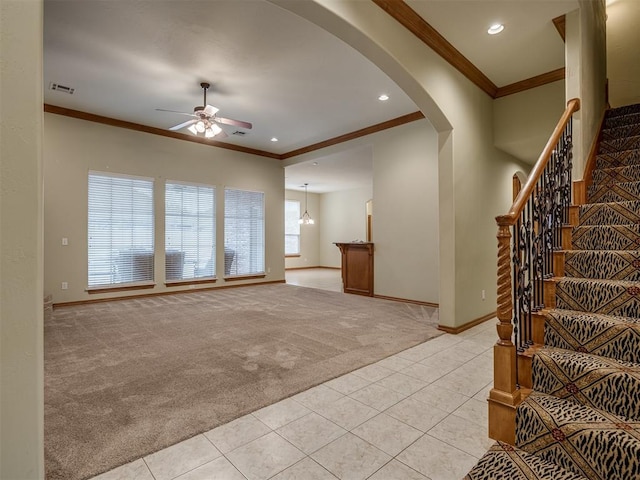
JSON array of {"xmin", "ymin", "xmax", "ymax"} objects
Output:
[{"xmin": 45, "ymin": 284, "xmax": 441, "ymax": 480}]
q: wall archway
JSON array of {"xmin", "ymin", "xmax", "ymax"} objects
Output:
[{"xmin": 271, "ymin": 0, "xmax": 526, "ymax": 329}]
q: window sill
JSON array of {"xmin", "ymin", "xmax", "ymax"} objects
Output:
[
  {"xmin": 224, "ymin": 274, "xmax": 266, "ymax": 281},
  {"xmin": 165, "ymin": 278, "xmax": 217, "ymax": 287},
  {"xmin": 285, "ymin": 254, "xmax": 301, "ymax": 258},
  {"xmin": 86, "ymin": 282, "xmax": 155, "ymax": 294}
]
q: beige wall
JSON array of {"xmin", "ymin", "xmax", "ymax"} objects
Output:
[
  {"xmin": 284, "ymin": 189, "xmax": 321, "ymax": 268},
  {"xmin": 494, "ymin": 80, "xmax": 566, "ymax": 164},
  {"xmin": 1, "ymin": 0, "xmax": 45, "ymax": 477},
  {"xmin": 319, "ymin": 187, "xmax": 373, "ymax": 268},
  {"xmin": 606, "ymin": 0, "xmax": 640, "ymax": 108},
  {"xmin": 566, "ymin": 0, "xmax": 608, "ymax": 178},
  {"xmin": 44, "ymin": 113, "xmax": 285, "ymax": 304},
  {"xmin": 284, "ymin": 119, "xmax": 440, "ymax": 304},
  {"xmin": 373, "ymin": 121, "xmax": 439, "ymax": 303}
]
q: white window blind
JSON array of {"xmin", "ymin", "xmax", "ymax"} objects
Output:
[
  {"xmin": 88, "ymin": 172, "xmax": 154, "ymax": 287},
  {"xmin": 224, "ymin": 188, "xmax": 265, "ymax": 276},
  {"xmin": 285, "ymin": 200, "xmax": 300, "ymax": 255},
  {"xmin": 165, "ymin": 182, "xmax": 216, "ymax": 280}
]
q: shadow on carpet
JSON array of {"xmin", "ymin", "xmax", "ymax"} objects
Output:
[{"xmin": 45, "ymin": 284, "xmax": 441, "ymax": 479}]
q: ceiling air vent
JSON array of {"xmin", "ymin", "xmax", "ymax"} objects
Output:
[
  {"xmin": 49, "ymin": 82, "xmax": 75, "ymax": 94},
  {"xmin": 232, "ymin": 131, "xmax": 247, "ymax": 136}
]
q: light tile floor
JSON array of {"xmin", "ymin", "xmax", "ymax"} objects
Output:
[
  {"xmin": 92, "ymin": 320, "xmax": 496, "ymax": 480},
  {"xmin": 285, "ymin": 268, "xmax": 343, "ymax": 293}
]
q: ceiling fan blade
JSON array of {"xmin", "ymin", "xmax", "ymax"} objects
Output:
[
  {"xmin": 216, "ymin": 130, "xmax": 228, "ymax": 139},
  {"xmin": 203, "ymin": 104, "xmax": 220, "ymax": 117},
  {"xmin": 169, "ymin": 119, "xmax": 197, "ymax": 131},
  {"xmin": 156, "ymin": 108, "xmax": 197, "ymax": 117},
  {"xmin": 215, "ymin": 116, "xmax": 252, "ymax": 130}
]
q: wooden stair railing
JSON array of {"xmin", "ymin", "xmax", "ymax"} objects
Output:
[{"xmin": 488, "ymin": 98, "xmax": 580, "ymax": 443}]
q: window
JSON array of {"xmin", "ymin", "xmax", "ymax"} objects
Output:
[
  {"xmin": 285, "ymin": 200, "xmax": 300, "ymax": 255},
  {"xmin": 165, "ymin": 182, "xmax": 215, "ymax": 281},
  {"xmin": 88, "ymin": 172, "xmax": 154, "ymax": 287},
  {"xmin": 224, "ymin": 188, "xmax": 265, "ymax": 276}
]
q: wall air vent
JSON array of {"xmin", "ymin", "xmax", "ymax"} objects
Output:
[
  {"xmin": 49, "ymin": 83, "xmax": 75, "ymax": 94},
  {"xmin": 232, "ymin": 131, "xmax": 246, "ymax": 136}
]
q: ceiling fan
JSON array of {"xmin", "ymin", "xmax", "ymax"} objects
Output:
[{"xmin": 157, "ymin": 82, "xmax": 252, "ymax": 139}]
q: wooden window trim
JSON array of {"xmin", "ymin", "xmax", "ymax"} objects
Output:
[
  {"xmin": 164, "ymin": 278, "xmax": 217, "ymax": 287},
  {"xmin": 224, "ymin": 274, "xmax": 267, "ymax": 282},
  {"xmin": 86, "ymin": 282, "xmax": 156, "ymax": 294}
]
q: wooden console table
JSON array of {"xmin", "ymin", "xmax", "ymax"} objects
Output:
[{"xmin": 334, "ymin": 242, "xmax": 374, "ymax": 296}]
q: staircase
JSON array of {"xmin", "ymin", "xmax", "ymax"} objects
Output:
[{"xmin": 468, "ymin": 103, "xmax": 640, "ymax": 479}]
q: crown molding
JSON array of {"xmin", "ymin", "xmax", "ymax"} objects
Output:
[
  {"xmin": 44, "ymin": 104, "xmax": 425, "ymax": 161},
  {"xmin": 553, "ymin": 15, "xmax": 566, "ymax": 42},
  {"xmin": 372, "ymin": 0, "xmax": 498, "ymax": 97},
  {"xmin": 44, "ymin": 104, "xmax": 282, "ymax": 159},
  {"xmin": 494, "ymin": 68, "xmax": 566, "ymax": 98},
  {"xmin": 372, "ymin": 0, "xmax": 565, "ymax": 99},
  {"xmin": 280, "ymin": 111, "xmax": 425, "ymax": 159}
]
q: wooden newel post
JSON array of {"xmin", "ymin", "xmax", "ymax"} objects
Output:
[
  {"xmin": 488, "ymin": 222, "xmax": 521, "ymax": 444},
  {"xmin": 495, "ymin": 224, "xmax": 514, "ymax": 347}
]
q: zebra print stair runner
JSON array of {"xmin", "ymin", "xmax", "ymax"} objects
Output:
[
  {"xmin": 464, "ymin": 441, "xmax": 588, "ymax": 480},
  {"xmin": 467, "ymin": 103, "xmax": 640, "ymax": 479}
]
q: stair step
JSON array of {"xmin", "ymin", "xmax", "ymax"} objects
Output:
[
  {"xmin": 599, "ymin": 135, "xmax": 640, "ymax": 154},
  {"xmin": 588, "ymin": 180, "xmax": 640, "ymax": 203},
  {"xmin": 601, "ymin": 124, "xmax": 640, "ymax": 141},
  {"xmin": 572, "ymin": 224, "xmax": 640, "ymax": 251},
  {"xmin": 565, "ymin": 251, "xmax": 640, "ymax": 281},
  {"xmin": 578, "ymin": 201, "xmax": 640, "ymax": 226},
  {"xmin": 595, "ymin": 149, "xmax": 640, "ymax": 170},
  {"xmin": 556, "ymin": 277, "xmax": 640, "ymax": 317},
  {"xmin": 464, "ymin": 441, "xmax": 588, "ymax": 480},
  {"xmin": 544, "ymin": 309, "xmax": 640, "ymax": 363},
  {"xmin": 604, "ymin": 112, "xmax": 640, "ymax": 129},
  {"xmin": 516, "ymin": 391, "xmax": 640, "ymax": 480},
  {"xmin": 605, "ymin": 103, "xmax": 640, "ymax": 119},
  {"xmin": 532, "ymin": 346, "xmax": 640, "ymax": 421},
  {"xmin": 592, "ymin": 165, "xmax": 640, "ymax": 185}
]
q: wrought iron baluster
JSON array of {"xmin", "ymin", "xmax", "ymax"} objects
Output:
[{"xmin": 492, "ymin": 99, "xmax": 578, "ymax": 441}]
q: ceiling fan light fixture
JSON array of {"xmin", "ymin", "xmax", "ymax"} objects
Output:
[
  {"xmin": 211, "ymin": 124, "xmax": 223, "ymax": 136},
  {"xmin": 161, "ymin": 82, "xmax": 251, "ymax": 138}
]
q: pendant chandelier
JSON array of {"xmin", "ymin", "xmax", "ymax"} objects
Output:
[{"xmin": 299, "ymin": 183, "xmax": 315, "ymax": 225}]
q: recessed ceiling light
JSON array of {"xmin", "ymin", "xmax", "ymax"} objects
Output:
[
  {"xmin": 378, "ymin": 94, "xmax": 389, "ymax": 101},
  {"xmin": 488, "ymin": 24, "xmax": 504, "ymax": 35},
  {"xmin": 270, "ymin": 137, "xmax": 278, "ymax": 142}
]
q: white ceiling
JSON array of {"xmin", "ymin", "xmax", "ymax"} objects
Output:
[
  {"xmin": 44, "ymin": 0, "xmax": 591, "ymax": 194},
  {"xmin": 407, "ymin": 0, "xmax": 577, "ymax": 87},
  {"xmin": 44, "ymin": 0, "xmax": 417, "ymax": 157},
  {"xmin": 285, "ymin": 145, "xmax": 374, "ymax": 194}
]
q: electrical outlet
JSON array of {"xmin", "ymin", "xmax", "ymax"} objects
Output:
[
  {"xmin": 482, "ymin": 289, "xmax": 486, "ymax": 300},
  {"xmin": 61, "ymin": 282, "xmax": 68, "ymax": 290},
  {"xmin": 62, "ymin": 237, "xmax": 68, "ymax": 246}
]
